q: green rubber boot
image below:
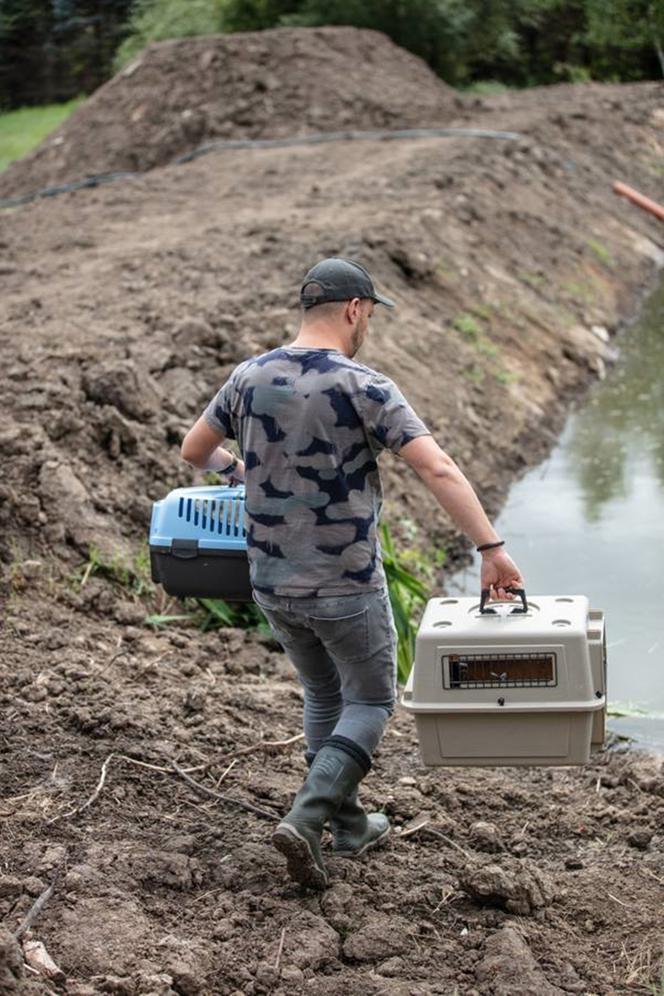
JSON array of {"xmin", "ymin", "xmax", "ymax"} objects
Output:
[
  {"xmin": 303, "ymin": 750, "xmax": 390, "ymax": 858},
  {"xmin": 330, "ymin": 789, "xmax": 390, "ymax": 857},
  {"xmin": 272, "ymin": 739, "xmax": 369, "ymax": 890}
]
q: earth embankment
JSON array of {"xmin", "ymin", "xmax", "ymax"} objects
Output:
[
  {"xmin": 1, "ymin": 26, "xmax": 663, "ymax": 996},
  {"xmin": 0, "ymin": 26, "xmax": 460, "ymax": 199}
]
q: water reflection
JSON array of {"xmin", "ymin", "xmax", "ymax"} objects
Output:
[
  {"xmin": 449, "ymin": 276, "xmax": 664, "ymax": 750},
  {"xmin": 566, "ymin": 283, "xmax": 664, "ymax": 519}
]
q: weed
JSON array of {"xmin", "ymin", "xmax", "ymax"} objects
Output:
[
  {"xmin": 587, "ymin": 238, "xmax": 613, "ymax": 268},
  {"xmin": 73, "ymin": 543, "xmax": 154, "ymax": 596},
  {"xmin": 476, "ymin": 338, "xmax": 499, "ymax": 359},
  {"xmin": 453, "ymin": 313, "xmax": 481, "ymax": 340},
  {"xmin": 493, "ymin": 368, "xmax": 519, "ymax": 385},
  {"xmin": 197, "ymin": 597, "xmax": 272, "ymax": 639},
  {"xmin": 381, "ymin": 522, "xmax": 432, "ymax": 683}
]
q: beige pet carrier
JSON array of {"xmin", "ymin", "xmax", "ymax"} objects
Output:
[{"xmin": 402, "ymin": 592, "xmax": 606, "ymax": 766}]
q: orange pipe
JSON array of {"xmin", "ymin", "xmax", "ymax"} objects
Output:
[{"xmin": 613, "ymin": 180, "xmax": 664, "ymax": 223}]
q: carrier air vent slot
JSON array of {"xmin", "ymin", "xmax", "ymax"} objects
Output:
[{"xmin": 444, "ymin": 652, "xmax": 557, "ymax": 690}]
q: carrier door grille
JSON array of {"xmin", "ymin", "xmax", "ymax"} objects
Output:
[{"xmin": 443, "ymin": 652, "xmax": 557, "ymax": 689}]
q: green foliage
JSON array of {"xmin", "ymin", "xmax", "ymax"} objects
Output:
[
  {"xmin": 1, "ymin": 0, "xmax": 661, "ymax": 111},
  {"xmin": 0, "ymin": 97, "xmax": 83, "ymax": 170},
  {"xmin": 220, "ymin": 0, "xmax": 661, "ymax": 84},
  {"xmin": 380, "ymin": 522, "xmax": 432, "ymax": 683},
  {"xmin": 114, "ymin": 0, "xmax": 225, "ymax": 70},
  {"xmin": 73, "ymin": 543, "xmax": 154, "ymax": 596},
  {"xmin": 197, "ymin": 596, "xmax": 272, "ymax": 637},
  {"xmin": 0, "ymin": 0, "xmax": 134, "ymax": 109},
  {"xmin": 453, "ymin": 313, "xmax": 481, "ymax": 340}
]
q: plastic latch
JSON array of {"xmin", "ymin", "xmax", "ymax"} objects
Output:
[{"xmin": 171, "ymin": 539, "xmax": 199, "ymax": 560}]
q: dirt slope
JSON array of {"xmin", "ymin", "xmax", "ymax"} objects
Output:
[
  {"xmin": 1, "ymin": 27, "xmax": 664, "ymax": 996},
  {"xmin": 0, "ymin": 26, "xmax": 459, "ymax": 198}
]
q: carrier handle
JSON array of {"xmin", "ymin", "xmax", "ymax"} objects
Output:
[{"xmin": 480, "ymin": 587, "xmax": 528, "ymax": 615}]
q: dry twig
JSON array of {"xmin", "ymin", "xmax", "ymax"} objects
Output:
[
  {"xmin": 418, "ymin": 827, "xmax": 472, "ymax": 860},
  {"xmin": 170, "ymin": 761, "xmax": 279, "ymax": 821},
  {"xmin": 274, "ymin": 927, "xmax": 286, "ymax": 971},
  {"xmin": 14, "ymin": 864, "xmax": 64, "ymax": 940}
]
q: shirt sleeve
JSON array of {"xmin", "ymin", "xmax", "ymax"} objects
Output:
[
  {"xmin": 359, "ymin": 372, "xmax": 431, "ymax": 455},
  {"xmin": 202, "ymin": 376, "xmax": 237, "ymax": 440}
]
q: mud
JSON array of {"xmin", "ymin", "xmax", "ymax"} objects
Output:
[{"xmin": 1, "ymin": 25, "xmax": 664, "ymax": 996}]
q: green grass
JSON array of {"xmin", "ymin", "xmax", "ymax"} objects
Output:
[
  {"xmin": 453, "ymin": 313, "xmax": 482, "ymax": 340},
  {"xmin": 587, "ymin": 238, "xmax": 613, "ymax": 268},
  {"xmin": 463, "ymin": 80, "xmax": 511, "ymax": 94},
  {"xmin": 0, "ymin": 98, "xmax": 84, "ymax": 172}
]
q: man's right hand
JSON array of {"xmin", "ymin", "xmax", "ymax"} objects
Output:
[{"xmin": 480, "ymin": 547, "xmax": 525, "ymax": 601}]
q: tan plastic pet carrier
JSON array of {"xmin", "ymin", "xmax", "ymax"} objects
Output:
[{"xmin": 402, "ymin": 591, "xmax": 606, "ymax": 766}]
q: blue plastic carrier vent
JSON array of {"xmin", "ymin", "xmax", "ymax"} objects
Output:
[
  {"xmin": 176, "ymin": 490, "xmax": 245, "ymax": 542},
  {"xmin": 149, "ymin": 485, "xmax": 251, "ymax": 601},
  {"xmin": 150, "ymin": 485, "xmax": 247, "ymax": 551}
]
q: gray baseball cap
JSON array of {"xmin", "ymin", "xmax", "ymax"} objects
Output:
[{"xmin": 300, "ymin": 257, "xmax": 396, "ymax": 310}]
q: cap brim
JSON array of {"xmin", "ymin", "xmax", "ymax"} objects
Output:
[{"xmin": 373, "ymin": 292, "xmax": 396, "ymax": 309}]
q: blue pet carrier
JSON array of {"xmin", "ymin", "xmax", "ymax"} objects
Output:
[{"xmin": 149, "ymin": 485, "xmax": 251, "ymax": 601}]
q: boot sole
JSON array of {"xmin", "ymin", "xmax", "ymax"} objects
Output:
[
  {"xmin": 272, "ymin": 823, "xmax": 327, "ymax": 890},
  {"xmin": 334, "ymin": 825, "xmax": 391, "ymax": 858}
]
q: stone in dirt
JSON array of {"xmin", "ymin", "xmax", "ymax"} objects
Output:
[
  {"xmin": 459, "ymin": 858, "xmax": 555, "ymax": 915},
  {"xmin": 475, "ymin": 927, "xmax": 565, "ymax": 995},
  {"xmin": 469, "ymin": 820, "xmax": 504, "ymax": 853},
  {"xmin": 343, "ymin": 913, "xmax": 413, "ymax": 963},
  {"xmin": 278, "ymin": 912, "xmax": 340, "ymax": 971},
  {"xmin": 0, "ymin": 929, "xmax": 24, "ymax": 993}
]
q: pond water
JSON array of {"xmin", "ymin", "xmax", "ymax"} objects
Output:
[{"xmin": 449, "ymin": 275, "xmax": 664, "ymax": 752}]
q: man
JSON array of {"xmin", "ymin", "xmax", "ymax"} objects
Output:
[{"xmin": 181, "ymin": 257, "xmax": 525, "ymax": 890}]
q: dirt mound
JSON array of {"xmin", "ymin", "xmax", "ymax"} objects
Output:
[
  {"xmin": 1, "ymin": 65, "xmax": 664, "ymax": 993},
  {"xmin": 0, "ymin": 26, "xmax": 460, "ymax": 199}
]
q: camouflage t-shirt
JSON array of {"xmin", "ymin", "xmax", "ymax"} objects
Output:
[{"xmin": 203, "ymin": 347, "xmax": 430, "ymax": 597}]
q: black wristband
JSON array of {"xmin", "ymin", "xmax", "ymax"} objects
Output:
[
  {"xmin": 218, "ymin": 456, "xmax": 238, "ymax": 477},
  {"xmin": 477, "ymin": 540, "xmax": 505, "ymax": 553}
]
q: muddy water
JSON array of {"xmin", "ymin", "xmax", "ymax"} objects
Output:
[{"xmin": 449, "ymin": 275, "xmax": 664, "ymax": 751}]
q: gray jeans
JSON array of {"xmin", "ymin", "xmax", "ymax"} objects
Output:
[{"xmin": 253, "ymin": 586, "xmax": 397, "ymax": 759}]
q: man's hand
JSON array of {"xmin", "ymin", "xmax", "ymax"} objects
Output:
[{"xmin": 480, "ymin": 547, "xmax": 524, "ymax": 601}]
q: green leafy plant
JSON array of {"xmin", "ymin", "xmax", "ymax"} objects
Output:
[
  {"xmin": 73, "ymin": 544, "xmax": 154, "ymax": 596},
  {"xmin": 453, "ymin": 313, "xmax": 481, "ymax": 340},
  {"xmin": 381, "ymin": 523, "xmax": 431, "ymax": 683}
]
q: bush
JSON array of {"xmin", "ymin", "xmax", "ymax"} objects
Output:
[{"xmin": 114, "ymin": 0, "xmax": 224, "ymax": 69}]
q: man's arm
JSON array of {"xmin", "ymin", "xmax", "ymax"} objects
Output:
[
  {"xmin": 181, "ymin": 416, "xmax": 245, "ymax": 481},
  {"xmin": 398, "ymin": 434, "xmax": 524, "ymax": 598}
]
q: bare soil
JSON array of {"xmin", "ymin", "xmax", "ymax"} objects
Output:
[
  {"xmin": 1, "ymin": 27, "xmax": 664, "ymax": 996},
  {"xmin": 0, "ymin": 27, "xmax": 459, "ymax": 198}
]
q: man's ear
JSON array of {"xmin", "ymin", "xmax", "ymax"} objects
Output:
[{"xmin": 345, "ymin": 298, "xmax": 361, "ymax": 324}]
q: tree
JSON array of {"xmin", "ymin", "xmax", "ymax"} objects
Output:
[
  {"xmin": 0, "ymin": 0, "xmax": 133, "ymax": 109},
  {"xmin": 114, "ymin": 0, "xmax": 225, "ymax": 69},
  {"xmin": 585, "ymin": 0, "xmax": 663, "ymax": 78}
]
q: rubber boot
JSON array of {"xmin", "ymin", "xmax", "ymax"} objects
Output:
[
  {"xmin": 272, "ymin": 738, "xmax": 369, "ymax": 890},
  {"xmin": 329, "ymin": 788, "xmax": 390, "ymax": 857},
  {"xmin": 304, "ymin": 750, "xmax": 390, "ymax": 858}
]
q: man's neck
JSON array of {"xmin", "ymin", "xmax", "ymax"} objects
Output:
[{"xmin": 290, "ymin": 327, "xmax": 350, "ymax": 356}]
